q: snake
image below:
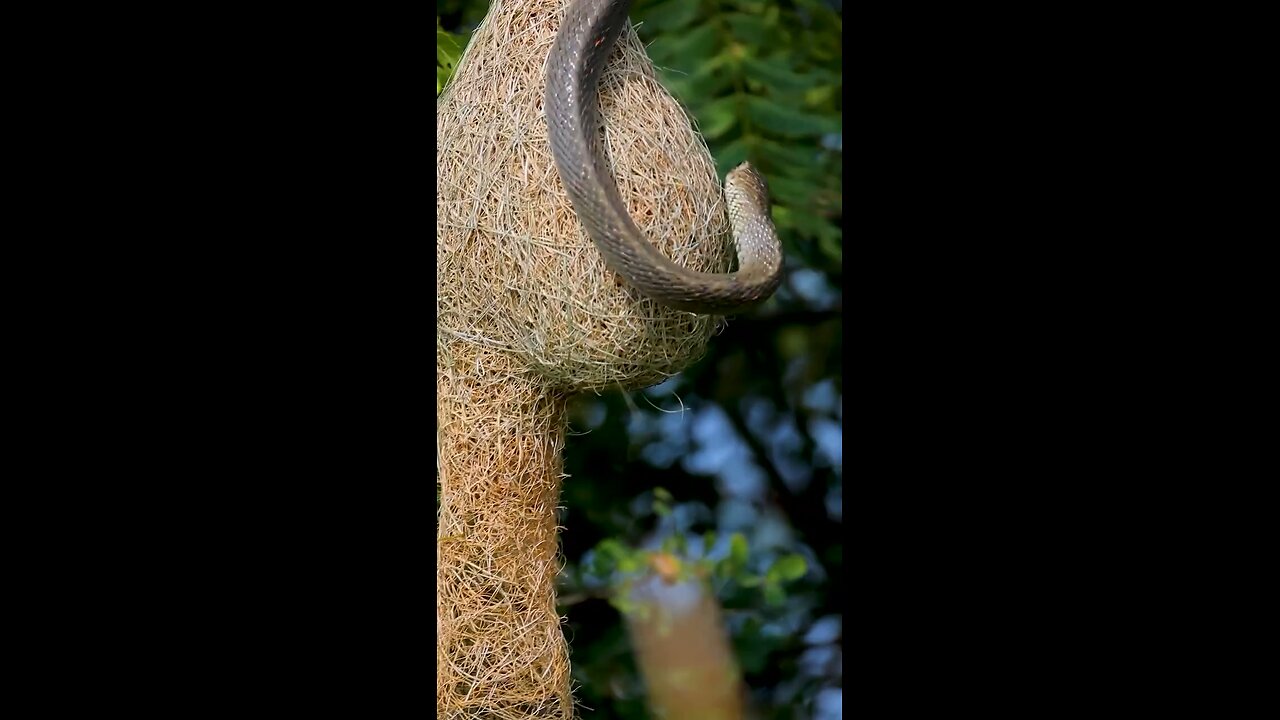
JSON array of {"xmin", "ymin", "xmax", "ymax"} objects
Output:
[{"xmin": 544, "ymin": 0, "xmax": 784, "ymax": 315}]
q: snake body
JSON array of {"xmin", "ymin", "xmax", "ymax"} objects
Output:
[{"xmin": 545, "ymin": 0, "xmax": 784, "ymax": 315}]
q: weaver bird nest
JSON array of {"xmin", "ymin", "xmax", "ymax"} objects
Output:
[
  {"xmin": 437, "ymin": 0, "xmax": 735, "ymax": 717},
  {"xmin": 436, "ymin": 0, "xmax": 732, "ymax": 393}
]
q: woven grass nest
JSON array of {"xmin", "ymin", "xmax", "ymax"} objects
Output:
[
  {"xmin": 437, "ymin": 0, "xmax": 736, "ymax": 717},
  {"xmin": 437, "ymin": 0, "xmax": 732, "ymax": 393}
]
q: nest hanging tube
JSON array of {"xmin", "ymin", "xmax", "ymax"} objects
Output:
[
  {"xmin": 437, "ymin": 347, "xmax": 573, "ymax": 718},
  {"xmin": 437, "ymin": 0, "xmax": 734, "ymax": 716}
]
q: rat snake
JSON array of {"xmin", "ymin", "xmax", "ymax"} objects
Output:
[{"xmin": 544, "ymin": 0, "xmax": 784, "ymax": 314}]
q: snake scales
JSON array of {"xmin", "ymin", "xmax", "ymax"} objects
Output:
[{"xmin": 545, "ymin": 0, "xmax": 784, "ymax": 315}]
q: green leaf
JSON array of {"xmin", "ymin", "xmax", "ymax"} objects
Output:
[
  {"xmin": 739, "ymin": 574, "xmax": 763, "ymax": 588},
  {"xmin": 761, "ymin": 173, "xmax": 822, "ymax": 210},
  {"xmin": 591, "ymin": 547, "xmax": 616, "ymax": 576},
  {"xmin": 713, "ymin": 138, "xmax": 751, "ymax": 178},
  {"xmin": 634, "ymin": 0, "xmax": 704, "ymax": 35},
  {"xmin": 740, "ymin": 56, "xmax": 825, "ymax": 92},
  {"xmin": 647, "ymin": 21, "xmax": 719, "ymax": 70},
  {"xmin": 436, "ymin": 23, "xmax": 467, "ymax": 96},
  {"xmin": 763, "ymin": 583, "xmax": 786, "ymax": 607},
  {"xmin": 794, "ymin": 0, "xmax": 844, "ymax": 30},
  {"xmin": 744, "ymin": 96, "xmax": 841, "ymax": 138},
  {"xmin": 729, "ymin": 533, "xmax": 749, "ymax": 566},
  {"xmin": 819, "ymin": 229, "xmax": 843, "ymax": 265},
  {"xmin": 436, "ymin": 29, "xmax": 464, "ymax": 68},
  {"xmin": 771, "ymin": 204, "xmax": 796, "ymax": 232},
  {"xmin": 751, "ymin": 138, "xmax": 830, "ymax": 175},
  {"xmin": 770, "ymin": 554, "xmax": 808, "ymax": 582},
  {"xmin": 618, "ymin": 553, "xmax": 642, "ymax": 573},
  {"xmin": 652, "ymin": 487, "xmax": 673, "ymax": 516},
  {"xmin": 803, "ymin": 84, "xmax": 839, "ymax": 108},
  {"xmin": 662, "ymin": 56, "xmax": 734, "ymax": 104},
  {"xmin": 777, "ymin": 326, "xmax": 809, "ymax": 358},
  {"xmin": 778, "ymin": 199, "xmax": 841, "ymax": 245},
  {"xmin": 609, "ymin": 591, "xmax": 638, "ymax": 616},
  {"xmin": 694, "ymin": 95, "xmax": 741, "ymax": 141},
  {"xmin": 733, "ymin": 616, "xmax": 773, "ymax": 673},
  {"xmin": 596, "ymin": 538, "xmax": 628, "ymax": 561},
  {"xmin": 762, "ymin": 4, "xmax": 782, "ymax": 27},
  {"xmin": 724, "ymin": 13, "xmax": 772, "ymax": 48}
]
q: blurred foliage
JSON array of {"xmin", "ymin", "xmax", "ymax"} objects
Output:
[
  {"xmin": 438, "ymin": 2, "xmax": 843, "ymax": 718},
  {"xmin": 436, "ymin": 19, "xmax": 464, "ymax": 95},
  {"xmin": 636, "ymin": 0, "xmax": 843, "ymax": 276},
  {"xmin": 578, "ymin": 489, "xmax": 809, "ymax": 620}
]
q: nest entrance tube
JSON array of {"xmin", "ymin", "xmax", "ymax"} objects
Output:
[
  {"xmin": 437, "ymin": 345, "xmax": 572, "ymax": 717},
  {"xmin": 437, "ymin": 0, "xmax": 738, "ymax": 715}
]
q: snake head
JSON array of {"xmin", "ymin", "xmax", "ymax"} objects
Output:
[{"xmin": 726, "ymin": 162, "xmax": 772, "ymax": 214}]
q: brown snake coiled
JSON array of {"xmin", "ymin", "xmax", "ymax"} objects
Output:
[{"xmin": 544, "ymin": 0, "xmax": 784, "ymax": 315}]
